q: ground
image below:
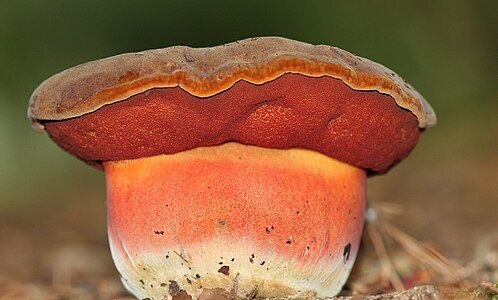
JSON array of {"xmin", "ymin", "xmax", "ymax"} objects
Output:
[{"xmin": 0, "ymin": 189, "xmax": 496, "ymax": 299}]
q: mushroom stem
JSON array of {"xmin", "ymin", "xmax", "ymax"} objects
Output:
[{"xmin": 103, "ymin": 142, "xmax": 365, "ymax": 299}]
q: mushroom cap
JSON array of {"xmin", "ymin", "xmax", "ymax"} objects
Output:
[{"xmin": 28, "ymin": 36, "xmax": 436, "ymax": 174}]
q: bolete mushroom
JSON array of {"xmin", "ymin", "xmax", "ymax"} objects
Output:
[{"xmin": 28, "ymin": 37, "xmax": 436, "ymax": 299}]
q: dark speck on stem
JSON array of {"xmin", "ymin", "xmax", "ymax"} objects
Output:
[
  {"xmin": 343, "ymin": 243, "xmax": 352, "ymax": 263},
  {"xmin": 218, "ymin": 265, "xmax": 230, "ymax": 276}
]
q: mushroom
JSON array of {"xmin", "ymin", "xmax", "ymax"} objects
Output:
[{"xmin": 28, "ymin": 37, "xmax": 436, "ymax": 299}]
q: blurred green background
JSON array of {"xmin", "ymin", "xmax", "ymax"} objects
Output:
[{"xmin": 0, "ymin": 0, "xmax": 496, "ymax": 286}]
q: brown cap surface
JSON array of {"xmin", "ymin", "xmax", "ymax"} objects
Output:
[{"xmin": 28, "ymin": 37, "xmax": 436, "ymax": 174}]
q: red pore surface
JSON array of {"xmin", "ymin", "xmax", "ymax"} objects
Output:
[{"xmin": 44, "ymin": 74, "xmax": 420, "ymax": 174}]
